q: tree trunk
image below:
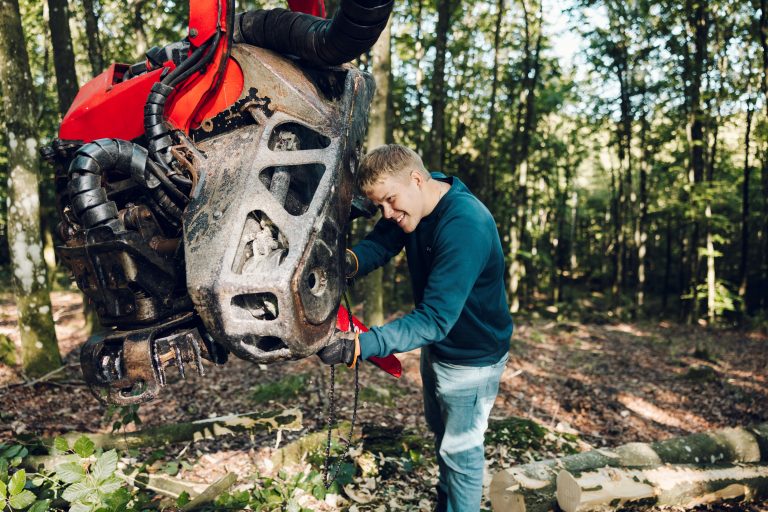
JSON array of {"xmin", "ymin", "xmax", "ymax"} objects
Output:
[
  {"xmin": 480, "ymin": 0, "xmax": 504, "ymax": 204},
  {"xmin": 427, "ymin": 0, "xmax": 454, "ymax": 170},
  {"xmin": 635, "ymin": 107, "xmax": 649, "ymax": 314},
  {"xmin": 412, "ymin": 0, "xmax": 425, "ymax": 152},
  {"xmin": 0, "ymin": 0, "xmax": 62, "ymax": 378},
  {"xmin": 739, "ymin": 97, "xmax": 755, "ymax": 303},
  {"xmin": 683, "ymin": 0, "xmax": 709, "ymax": 323},
  {"xmin": 507, "ymin": 0, "xmax": 542, "ymax": 312},
  {"xmin": 662, "ymin": 213, "xmax": 672, "ymax": 313},
  {"xmin": 131, "ymin": 0, "xmax": 149, "ymax": 60},
  {"xmin": 490, "ymin": 423, "xmax": 768, "ymax": 512},
  {"xmin": 556, "ymin": 464, "xmax": 768, "ymax": 512},
  {"xmin": 82, "ymin": 0, "xmax": 104, "ymax": 76},
  {"xmin": 47, "ymin": 0, "xmax": 79, "ymax": 115},
  {"xmin": 359, "ymin": 15, "xmax": 392, "ymax": 328},
  {"xmin": 41, "ymin": 409, "xmax": 302, "ymax": 452},
  {"xmin": 760, "ymin": 0, "xmax": 768, "ymax": 309}
]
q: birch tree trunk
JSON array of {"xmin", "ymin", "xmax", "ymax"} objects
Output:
[
  {"xmin": 490, "ymin": 423, "xmax": 768, "ymax": 512},
  {"xmin": 47, "ymin": 0, "xmax": 79, "ymax": 115},
  {"xmin": 0, "ymin": 0, "xmax": 62, "ymax": 377}
]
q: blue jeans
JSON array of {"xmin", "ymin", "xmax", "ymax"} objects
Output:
[{"xmin": 421, "ymin": 347, "xmax": 508, "ymax": 512}]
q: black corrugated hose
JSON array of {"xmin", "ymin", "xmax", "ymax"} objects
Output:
[
  {"xmin": 234, "ymin": 0, "xmax": 394, "ymax": 67},
  {"xmin": 67, "ymin": 139, "xmax": 148, "ymax": 230}
]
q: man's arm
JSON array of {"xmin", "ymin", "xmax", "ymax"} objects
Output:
[
  {"xmin": 352, "ymin": 217, "xmax": 406, "ymax": 278},
  {"xmin": 358, "ymin": 212, "xmax": 493, "ymax": 359}
]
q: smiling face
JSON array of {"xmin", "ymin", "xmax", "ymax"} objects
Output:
[{"xmin": 365, "ymin": 170, "xmax": 427, "ymax": 233}]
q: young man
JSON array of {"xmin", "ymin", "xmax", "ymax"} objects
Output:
[{"xmin": 318, "ymin": 144, "xmax": 513, "ymax": 512}]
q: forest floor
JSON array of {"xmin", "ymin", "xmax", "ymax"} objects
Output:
[{"xmin": 0, "ymin": 291, "xmax": 767, "ymax": 511}]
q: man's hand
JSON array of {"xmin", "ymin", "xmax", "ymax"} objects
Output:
[{"xmin": 317, "ymin": 330, "xmax": 360, "ymax": 367}]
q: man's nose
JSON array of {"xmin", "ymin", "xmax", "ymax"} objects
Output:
[{"xmin": 381, "ymin": 204, "xmax": 394, "ymax": 219}]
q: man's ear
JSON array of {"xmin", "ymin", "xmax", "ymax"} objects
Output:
[{"xmin": 411, "ymin": 169, "xmax": 426, "ymax": 188}]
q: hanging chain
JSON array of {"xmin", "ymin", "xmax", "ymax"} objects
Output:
[{"xmin": 322, "ymin": 294, "xmax": 361, "ymax": 489}]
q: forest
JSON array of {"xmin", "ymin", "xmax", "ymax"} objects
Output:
[{"xmin": 0, "ymin": 0, "xmax": 767, "ymax": 510}]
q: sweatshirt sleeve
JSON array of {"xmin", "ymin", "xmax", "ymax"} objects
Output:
[
  {"xmin": 352, "ymin": 217, "xmax": 406, "ymax": 278},
  {"xmin": 358, "ymin": 210, "xmax": 492, "ymax": 359}
]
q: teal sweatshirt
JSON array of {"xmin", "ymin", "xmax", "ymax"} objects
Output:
[{"xmin": 353, "ymin": 174, "xmax": 513, "ymax": 366}]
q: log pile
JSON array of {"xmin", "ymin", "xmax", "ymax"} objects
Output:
[{"xmin": 490, "ymin": 423, "xmax": 768, "ymax": 511}]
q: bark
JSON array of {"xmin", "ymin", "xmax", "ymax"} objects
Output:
[
  {"xmin": 180, "ymin": 473, "xmax": 237, "ymax": 511},
  {"xmin": 131, "ymin": 0, "xmax": 149, "ymax": 59},
  {"xmin": 489, "ymin": 423, "xmax": 768, "ymax": 512},
  {"xmin": 413, "ymin": 0, "xmax": 425, "ymax": 152},
  {"xmin": 42, "ymin": 409, "xmax": 303, "ymax": 451},
  {"xmin": 556, "ymin": 464, "xmax": 768, "ymax": 512},
  {"xmin": 0, "ymin": 0, "xmax": 62, "ymax": 377},
  {"xmin": 359, "ymin": 15, "xmax": 392, "ymax": 327},
  {"xmin": 760, "ymin": 0, "xmax": 768, "ymax": 308},
  {"xmin": 427, "ymin": 0, "xmax": 454, "ymax": 170},
  {"xmin": 683, "ymin": 0, "xmax": 709, "ymax": 323},
  {"xmin": 480, "ymin": 0, "xmax": 504, "ymax": 203},
  {"xmin": 635, "ymin": 107, "xmax": 649, "ymax": 313},
  {"xmin": 507, "ymin": 0, "xmax": 542, "ymax": 312},
  {"xmin": 82, "ymin": 0, "xmax": 104, "ymax": 76},
  {"xmin": 271, "ymin": 421, "xmax": 354, "ymax": 469},
  {"xmin": 47, "ymin": 0, "xmax": 79, "ymax": 115},
  {"xmin": 739, "ymin": 97, "xmax": 755, "ymax": 301},
  {"xmin": 662, "ymin": 213, "xmax": 672, "ymax": 312}
]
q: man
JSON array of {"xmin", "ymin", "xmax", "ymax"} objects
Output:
[{"xmin": 318, "ymin": 144, "xmax": 513, "ymax": 512}]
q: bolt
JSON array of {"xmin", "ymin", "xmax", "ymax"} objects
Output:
[
  {"xmin": 190, "ymin": 28, "xmax": 198, "ymax": 38},
  {"xmin": 213, "ymin": 211, "xmax": 222, "ymax": 219}
]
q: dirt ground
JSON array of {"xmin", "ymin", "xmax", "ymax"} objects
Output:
[{"xmin": 1, "ymin": 291, "xmax": 767, "ymax": 511}]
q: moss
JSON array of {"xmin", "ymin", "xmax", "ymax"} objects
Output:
[
  {"xmin": 250, "ymin": 373, "xmax": 310, "ymax": 403},
  {"xmin": 0, "ymin": 333, "xmax": 16, "ymax": 365},
  {"xmin": 485, "ymin": 417, "xmax": 548, "ymax": 449},
  {"xmin": 359, "ymin": 384, "xmax": 405, "ymax": 406}
]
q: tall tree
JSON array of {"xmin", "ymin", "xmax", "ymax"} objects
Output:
[
  {"xmin": 507, "ymin": 0, "xmax": 543, "ymax": 312},
  {"xmin": 682, "ymin": 0, "xmax": 709, "ymax": 322},
  {"xmin": 427, "ymin": 0, "xmax": 457, "ymax": 170},
  {"xmin": 131, "ymin": 0, "xmax": 149, "ymax": 59},
  {"xmin": 47, "ymin": 0, "xmax": 79, "ymax": 115},
  {"xmin": 480, "ymin": 0, "xmax": 504, "ymax": 203},
  {"xmin": 0, "ymin": 0, "xmax": 61, "ymax": 377},
  {"xmin": 358, "ymin": 16, "xmax": 393, "ymax": 328},
  {"xmin": 82, "ymin": 0, "xmax": 104, "ymax": 76}
]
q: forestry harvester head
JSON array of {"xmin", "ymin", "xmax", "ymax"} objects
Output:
[{"xmin": 41, "ymin": 0, "xmax": 393, "ymax": 404}]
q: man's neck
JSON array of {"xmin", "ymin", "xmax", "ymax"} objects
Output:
[{"xmin": 423, "ymin": 179, "xmax": 449, "ymax": 217}]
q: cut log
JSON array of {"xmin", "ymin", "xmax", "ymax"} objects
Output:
[
  {"xmin": 556, "ymin": 464, "xmax": 768, "ymax": 512},
  {"xmin": 490, "ymin": 423, "xmax": 768, "ymax": 512},
  {"xmin": 42, "ymin": 409, "xmax": 302, "ymax": 452},
  {"xmin": 271, "ymin": 421, "xmax": 354, "ymax": 469},
  {"xmin": 180, "ymin": 472, "xmax": 237, "ymax": 511},
  {"xmin": 119, "ymin": 469, "xmax": 210, "ymax": 499}
]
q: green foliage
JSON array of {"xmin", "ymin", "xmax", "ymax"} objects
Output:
[
  {"xmin": 250, "ymin": 373, "xmax": 310, "ymax": 403},
  {"xmin": 0, "ymin": 335, "xmax": 16, "ymax": 366},
  {"xmin": 103, "ymin": 405, "xmax": 142, "ymax": 433},
  {"xmin": 0, "ymin": 436, "xmax": 153, "ymax": 512},
  {"xmin": 212, "ymin": 467, "xmax": 347, "ymax": 512}
]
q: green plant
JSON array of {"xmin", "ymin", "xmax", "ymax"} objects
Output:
[
  {"xmin": 0, "ymin": 444, "xmax": 49, "ymax": 512},
  {"xmin": 250, "ymin": 373, "xmax": 310, "ymax": 403},
  {"xmin": 52, "ymin": 436, "xmax": 131, "ymax": 512},
  {"xmin": 103, "ymin": 405, "xmax": 142, "ymax": 433}
]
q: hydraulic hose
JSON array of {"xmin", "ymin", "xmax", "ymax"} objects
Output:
[
  {"xmin": 234, "ymin": 0, "xmax": 394, "ymax": 67},
  {"xmin": 67, "ymin": 139, "xmax": 147, "ymax": 230}
]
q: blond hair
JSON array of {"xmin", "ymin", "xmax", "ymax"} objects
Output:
[{"xmin": 356, "ymin": 144, "xmax": 429, "ymax": 193}]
